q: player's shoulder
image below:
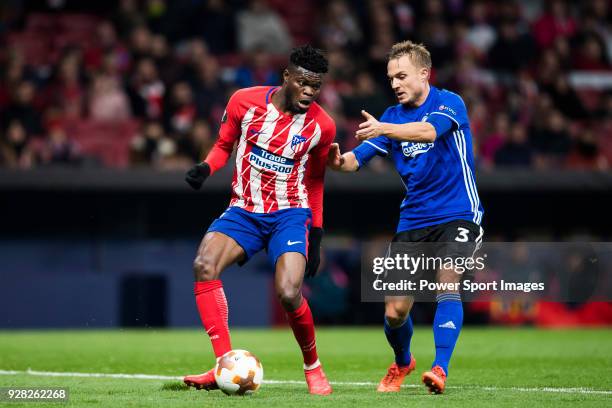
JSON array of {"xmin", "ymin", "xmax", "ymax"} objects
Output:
[
  {"xmin": 310, "ymin": 102, "xmax": 336, "ymax": 136},
  {"xmin": 226, "ymin": 86, "xmax": 276, "ymax": 118},
  {"xmin": 434, "ymin": 87, "xmax": 467, "ymax": 110},
  {"xmin": 231, "ymin": 86, "xmax": 275, "ymax": 103},
  {"xmin": 429, "ymin": 87, "xmax": 469, "ymax": 126}
]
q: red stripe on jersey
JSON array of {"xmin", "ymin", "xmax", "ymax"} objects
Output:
[
  {"xmin": 242, "ymin": 143, "xmax": 256, "ymax": 212},
  {"xmin": 263, "ymin": 116, "xmax": 297, "ymax": 152},
  {"xmin": 231, "ymin": 140, "xmax": 255, "ymax": 209},
  {"xmin": 284, "ymin": 111, "xmax": 313, "ymax": 207},
  {"xmin": 218, "ymin": 86, "xmax": 334, "ymax": 220},
  {"xmin": 245, "ymin": 106, "xmax": 277, "ymax": 211},
  {"xmin": 261, "ymin": 170, "xmax": 278, "ymax": 212}
]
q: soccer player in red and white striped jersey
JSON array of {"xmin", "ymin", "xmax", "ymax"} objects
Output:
[{"xmin": 183, "ymin": 45, "xmax": 335, "ymax": 395}]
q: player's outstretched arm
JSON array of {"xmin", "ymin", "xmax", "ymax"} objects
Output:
[
  {"xmin": 185, "ymin": 134, "xmax": 235, "ymax": 190},
  {"xmin": 356, "ymin": 110, "xmax": 436, "ymax": 143},
  {"xmin": 304, "ymin": 154, "xmax": 325, "ymax": 277},
  {"xmin": 184, "ymin": 138, "xmax": 235, "ymax": 190},
  {"xmin": 185, "ymin": 92, "xmax": 242, "ymax": 190},
  {"xmin": 304, "ymin": 123, "xmax": 336, "ymax": 277},
  {"xmin": 327, "ymin": 143, "xmax": 359, "ymax": 172}
]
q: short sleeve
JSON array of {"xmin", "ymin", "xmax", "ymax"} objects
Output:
[
  {"xmin": 426, "ymin": 92, "xmax": 467, "ymax": 137},
  {"xmin": 203, "ymin": 90, "xmax": 243, "ymax": 172}
]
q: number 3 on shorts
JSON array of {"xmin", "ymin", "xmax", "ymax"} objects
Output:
[{"xmin": 455, "ymin": 227, "xmax": 470, "ymax": 242}]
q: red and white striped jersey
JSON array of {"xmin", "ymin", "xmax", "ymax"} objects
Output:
[{"xmin": 204, "ymin": 86, "xmax": 336, "ymax": 227}]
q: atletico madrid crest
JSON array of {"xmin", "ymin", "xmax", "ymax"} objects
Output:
[{"xmin": 291, "ymin": 134, "xmax": 307, "ymax": 153}]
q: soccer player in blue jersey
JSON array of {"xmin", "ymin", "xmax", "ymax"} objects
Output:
[{"xmin": 328, "ymin": 40, "xmax": 484, "ymax": 394}]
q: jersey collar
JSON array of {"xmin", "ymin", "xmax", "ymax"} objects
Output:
[
  {"xmin": 401, "ymin": 85, "xmax": 436, "ymax": 115},
  {"xmin": 265, "ymin": 86, "xmax": 281, "ymax": 104}
]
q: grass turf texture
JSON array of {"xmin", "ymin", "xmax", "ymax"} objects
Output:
[{"xmin": 0, "ymin": 328, "xmax": 610, "ymax": 407}]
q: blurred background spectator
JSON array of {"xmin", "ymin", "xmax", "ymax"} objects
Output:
[
  {"xmin": 1, "ymin": 0, "xmax": 611, "ymax": 331},
  {"xmin": 236, "ymin": 0, "xmax": 292, "ymax": 55},
  {"xmin": 0, "ymin": 0, "xmax": 609, "ymax": 171}
]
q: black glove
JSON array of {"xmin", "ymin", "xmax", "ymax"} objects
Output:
[
  {"xmin": 305, "ymin": 227, "xmax": 323, "ymax": 278},
  {"xmin": 185, "ymin": 162, "xmax": 211, "ymax": 190}
]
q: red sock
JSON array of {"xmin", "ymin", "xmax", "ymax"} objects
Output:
[
  {"xmin": 287, "ymin": 297, "xmax": 319, "ymax": 367},
  {"xmin": 194, "ymin": 280, "xmax": 232, "ymax": 358}
]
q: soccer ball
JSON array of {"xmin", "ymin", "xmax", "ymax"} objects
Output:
[{"xmin": 214, "ymin": 349, "xmax": 264, "ymax": 395}]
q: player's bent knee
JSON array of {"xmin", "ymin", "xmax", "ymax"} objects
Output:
[
  {"xmin": 385, "ymin": 302, "xmax": 411, "ymax": 327},
  {"xmin": 385, "ymin": 313, "xmax": 408, "ymax": 328},
  {"xmin": 193, "ymin": 255, "xmax": 219, "ymax": 281},
  {"xmin": 275, "ymin": 282, "xmax": 301, "ymax": 308},
  {"xmin": 276, "ymin": 284, "xmax": 301, "ymax": 302}
]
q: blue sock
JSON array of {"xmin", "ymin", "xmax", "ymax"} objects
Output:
[
  {"xmin": 432, "ymin": 293, "xmax": 463, "ymax": 375},
  {"xmin": 384, "ymin": 315, "xmax": 413, "ymax": 367}
]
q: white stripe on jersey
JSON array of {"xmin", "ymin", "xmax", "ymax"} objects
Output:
[
  {"xmin": 429, "ymin": 111, "xmax": 460, "ymax": 128},
  {"xmin": 297, "ymin": 123, "xmax": 321, "ymax": 208},
  {"xmin": 274, "ymin": 118, "xmax": 315, "ymax": 154},
  {"xmin": 461, "ymin": 130, "xmax": 483, "ymax": 224},
  {"xmin": 453, "ymin": 130, "xmax": 482, "ymax": 224},
  {"xmin": 461, "ymin": 131, "xmax": 481, "ymax": 224},
  {"xmin": 232, "ymin": 107, "xmax": 256, "ymax": 207},
  {"xmin": 276, "ymin": 113, "xmax": 307, "ymax": 210},
  {"xmin": 364, "ymin": 140, "xmax": 388, "ymax": 155},
  {"xmin": 306, "ymin": 122, "xmax": 322, "ymax": 153},
  {"xmin": 453, "ymin": 131, "xmax": 475, "ymax": 221},
  {"xmin": 265, "ymin": 113, "xmax": 300, "ymax": 148},
  {"xmin": 234, "ymin": 105, "xmax": 276, "ymax": 206},
  {"xmin": 280, "ymin": 113, "xmax": 306, "ymax": 159},
  {"xmin": 253, "ymin": 109, "xmax": 301, "ymax": 212},
  {"xmin": 250, "ymin": 104, "xmax": 280, "ymax": 212},
  {"xmin": 254, "ymin": 103, "xmax": 281, "ymax": 147},
  {"xmin": 296, "ymin": 154, "xmax": 310, "ymax": 208}
]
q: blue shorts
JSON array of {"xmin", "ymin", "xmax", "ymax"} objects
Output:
[{"xmin": 207, "ymin": 206, "xmax": 312, "ymax": 266}]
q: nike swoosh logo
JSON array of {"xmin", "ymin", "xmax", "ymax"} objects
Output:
[{"xmin": 287, "ymin": 240, "xmax": 303, "ymax": 246}]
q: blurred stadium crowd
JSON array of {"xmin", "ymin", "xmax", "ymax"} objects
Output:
[{"xmin": 0, "ymin": 0, "xmax": 611, "ymax": 170}]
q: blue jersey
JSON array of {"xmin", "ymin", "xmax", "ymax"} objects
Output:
[{"xmin": 353, "ymin": 85, "xmax": 484, "ymax": 232}]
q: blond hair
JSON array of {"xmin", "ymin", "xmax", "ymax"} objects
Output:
[{"xmin": 388, "ymin": 40, "xmax": 432, "ymax": 69}]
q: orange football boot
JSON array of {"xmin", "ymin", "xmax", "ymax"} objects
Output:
[
  {"xmin": 183, "ymin": 367, "xmax": 218, "ymax": 391},
  {"xmin": 305, "ymin": 365, "xmax": 332, "ymax": 395},
  {"xmin": 421, "ymin": 365, "xmax": 447, "ymax": 394},
  {"xmin": 377, "ymin": 355, "xmax": 417, "ymax": 392}
]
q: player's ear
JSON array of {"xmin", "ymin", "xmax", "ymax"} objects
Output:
[
  {"xmin": 282, "ymin": 69, "xmax": 290, "ymax": 84},
  {"xmin": 420, "ymin": 67, "xmax": 430, "ymax": 82}
]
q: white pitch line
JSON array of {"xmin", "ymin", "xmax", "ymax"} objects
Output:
[{"xmin": 0, "ymin": 369, "xmax": 610, "ymax": 396}]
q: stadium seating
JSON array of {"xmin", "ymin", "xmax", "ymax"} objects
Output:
[{"xmin": 63, "ymin": 119, "xmax": 140, "ymax": 168}]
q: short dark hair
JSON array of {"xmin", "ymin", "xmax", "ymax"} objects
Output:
[{"xmin": 289, "ymin": 45, "xmax": 328, "ymax": 74}]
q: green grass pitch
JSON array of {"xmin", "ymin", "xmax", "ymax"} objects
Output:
[{"xmin": 0, "ymin": 327, "xmax": 611, "ymax": 407}]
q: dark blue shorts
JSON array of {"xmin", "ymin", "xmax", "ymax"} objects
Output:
[{"xmin": 207, "ymin": 206, "xmax": 312, "ymax": 266}]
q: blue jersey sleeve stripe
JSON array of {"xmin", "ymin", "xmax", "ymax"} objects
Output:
[
  {"xmin": 364, "ymin": 140, "xmax": 389, "ymax": 155},
  {"xmin": 429, "ymin": 111, "xmax": 460, "ymax": 128}
]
